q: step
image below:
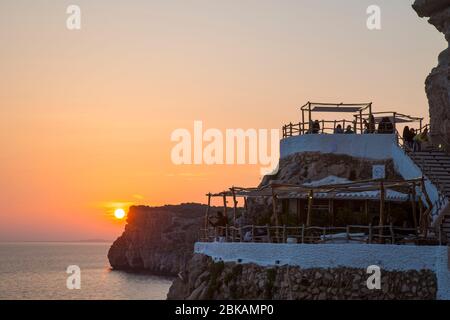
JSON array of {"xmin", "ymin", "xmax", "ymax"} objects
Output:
[{"xmin": 411, "ymin": 154, "xmax": 450, "ymax": 159}]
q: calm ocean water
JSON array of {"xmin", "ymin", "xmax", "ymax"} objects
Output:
[{"xmin": 0, "ymin": 242, "xmax": 173, "ymax": 300}]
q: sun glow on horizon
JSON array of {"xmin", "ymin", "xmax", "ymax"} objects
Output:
[{"xmin": 114, "ymin": 208, "xmax": 126, "ymax": 220}]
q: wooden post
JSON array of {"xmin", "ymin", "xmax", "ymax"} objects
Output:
[
  {"xmin": 411, "ymin": 183, "xmax": 418, "ymax": 229},
  {"xmin": 308, "ymin": 102, "xmax": 312, "ymax": 132},
  {"xmin": 243, "ymin": 197, "xmax": 248, "ymax": 217},
  {"xmin": 379, "ymin": 181, "xmax": 385, "ymax": 242},
  {"xmin": 359, "ymin": 110, "xmax": 363, "ymax": 134},
  {"xmin": 418, "ymin": 198, "xmax": 424, "ymax": 233},
  {"xmin": 301, "ymin": 109, "xmax": 305, "ymax": 134},
  {"xmin": 364, "ymin": 200, "xmax": 369, "ymax": 224},
  {"xmin": 420, "ymin": 177, "xmax": 433, "ymax": 237},
  {"xmin": 301, "ymin": 224, "xmax": 305, "ymax": 243},
  {"xmin": 225, "ymin": 224, "xmax": 229, "ymax": 242},
  {"xmin": 329, "ymin": 199, "xmax": 335, "ymax": 226},
  {"xmin": 390, "ymin": 223, "xmax": 395, "ymax": 244},
  {"xmin": 272, "ymin": 188, "xmax": 279, "ymax": 240},
  {"xmin": 231, "ymin": 188, "xmax": 238, "ymax": 226},
  {"xmin": 306, "ymin": 190, "xmax": 314, "ymax": 227},
  {"xmin": 283, "ymin": 225, "xmax": 286, "ymax": 243},
  {"xmin": 393, "ymin": 112, "xmax": 397, "ymax": 133},
  {"xmin": 204, "ymin": 193, "xmax": 211, "ymax": 241},
  {"xmin": 223, "ymin": 193, "xmax": 228, "ymax": 218}
]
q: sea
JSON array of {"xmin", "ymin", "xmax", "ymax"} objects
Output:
[{"xmin": 0, "ymin": 242, "xmax": 173, "ymax": 300}]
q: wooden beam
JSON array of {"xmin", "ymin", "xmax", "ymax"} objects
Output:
[
  {"xmin": 364, "ymin": 200, "xmax": 369, "ymax": 225},
  {"xmin": 329, "ymin": 199, "xmax": 335, "ymax": 227},
  {"xmin": 379, "ymin": 181, "xmax": 385, "ymax": 242},
  {"xmin": 231, "ymin": 187, "xmax": 238, "ymax": 225},
  {"xmin": 223, "ymin": 194, "xmax": 228, "ymax": 218},
  {"xmin": 272, "ymin": 189, "xmax": 279, "ymax": 240},
  {"xmin": 306, "ymin": 190, "xmax": 314, "ymax": 227},
  {"xmin": 410, "ymin": 183, "xmax": 418, "ymax": 229},
  {"xmin": 204, "ymin": 193, "xmax": 211, "ymax": 240},
  {"xmin": 243, "ymin": 197, "xmax": 248, "ymax": 217},
  {"xmin": 418, "ymin": 198, "xmax": 424, "ymax": 234}
]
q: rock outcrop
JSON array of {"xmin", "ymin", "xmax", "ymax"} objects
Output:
[
  {"xmin": 167, "ymin": 254, "xmax": 437, "ymax": 300},
  {"xmin": 413, "ymin": 0, "xmax": 450, "ymax": 145},
  {"xmin": 108, "ymin": 203, "xmax": 209, "ymax": 275}
]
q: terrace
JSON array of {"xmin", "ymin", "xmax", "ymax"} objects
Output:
[{"xmin": 199, "ymin": 177, "xmax": 446, "ymax": 246}]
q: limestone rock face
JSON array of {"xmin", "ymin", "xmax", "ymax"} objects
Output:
[
  {"xmin": 107, "ymin": 204, "xmax": 207, "ymax": 275},
  {"xmin": 413, "ymin": 0, "xmax": 450, "ymax": 145}
]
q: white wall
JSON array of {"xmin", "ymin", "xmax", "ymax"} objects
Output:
[
  {"xmin": 280, "ymin": 134, "xmax": 396, "ymax": 160},
  {"xmin": 195, "ymin": 242, "xmax": 450, "ymax": 300}
]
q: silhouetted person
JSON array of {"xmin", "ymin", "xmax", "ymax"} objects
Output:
[
  {"xmin": 363, "ymin": 119, "xmax": 369, "ymax": 134},
  {"xmin": 378, "ymin": 117, "xmax": 394, "ymax": 134},
  {"xmin": 402, "ymin": 126, "xmax": 413, "ymax": 149},
  {"xmin": 368, "ymin": 114, "xmax": 376, "ymax": 133},
  {"xmin": 413, "ymin": 128, "xmax": 429, "ymax": 152},
  {"xmin": 345, "ymin": 125, "xmax": 355, "ymax": 134},
  {"xmin": 334, "ymin": 124, "xmax": 344, "ymax": 134},
  {"xmin": 312, "ymin": 120, "xmax": 321, "ymax": 134}
]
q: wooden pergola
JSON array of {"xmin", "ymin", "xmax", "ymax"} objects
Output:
[
  {"xmin": 354, "ymin": 111, "xmax": 425, "ymax": 133},
  {"xmin": 300, "ymin": 102, "xmax": 372, "ymax": 134},
  {"xmin": 204, "ymin": 177, "xmax": 433, "ymax": 239}
]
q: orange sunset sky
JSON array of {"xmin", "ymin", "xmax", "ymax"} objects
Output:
[{"xmin": 0, "ymin": 0, "xmax": 446, "ymax": 241}]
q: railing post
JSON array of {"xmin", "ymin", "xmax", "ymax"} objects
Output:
[
  {"xmin": 301, "ymin": 224, "xmax": 305, "ymax": 243},
  {"xmin": 390, "ymin": 223, "xmax": 395, "ymax": 244},
  {"xmin": 289, "ymin": 123, "xmax": 293, "ymax": 137},
  {"xmin": 266, "ymin": 224, "xmax": 271, "ymax": 243}
]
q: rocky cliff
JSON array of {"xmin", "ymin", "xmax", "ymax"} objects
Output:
[
  {"xmin": 413, "ymin": 0, "xmax": 450, "ymax": 145},
  {"xmin": 108, "ymin": 203, "xmax": 209, "ymax": 275}
]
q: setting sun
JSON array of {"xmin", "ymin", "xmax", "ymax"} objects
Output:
[{"xmin": 114, "ymin": 208, "xmax": 126, "ymax": 220}]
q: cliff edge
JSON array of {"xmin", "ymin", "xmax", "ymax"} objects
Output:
[
  {"xmin": 108, "ymin": 203, "xmax": 208, "ymax": 276},
  {"xmin": 413, "ymin": 0, "xmax": 450, "ymax": 145}
]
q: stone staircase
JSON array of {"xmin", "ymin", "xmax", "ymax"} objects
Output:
[{"xmin": 408, "ymin": 150, "xmax": 450, "ymax": 244}]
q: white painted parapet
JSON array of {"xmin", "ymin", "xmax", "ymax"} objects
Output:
[
  {"xmin": 195, "ymin": 242, "xmax": 450, "ymax": 300},
  {"xmin": 280, "ymin": 134, "xmax": 396, "ymax": 160}
]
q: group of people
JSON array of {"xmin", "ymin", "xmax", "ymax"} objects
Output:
[
  {"xmin": 310, "ymin": 114, "xmax": 398, "ymax": 135},
  {"xmin": 402, "ymin": 126, "xmax": 429, "ymax": 152}
]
